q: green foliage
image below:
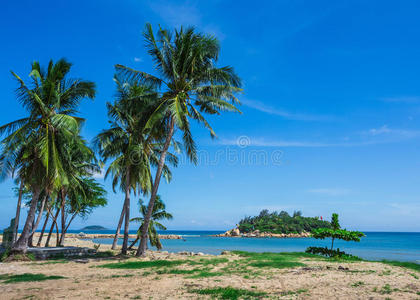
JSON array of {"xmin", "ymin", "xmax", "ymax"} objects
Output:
[
  {"xmin": 305, "ymin": 247, "xmax": 361, "ymax": 260},
  {"xmin": 99, "ymin": 259, "xmax": 186, "ymax": 269},
  {"xmin": 380, "ymin": 260, "xmax": 420, "ymax": 272},
  {"xmin": 232, "ymin": 251, "xmax": 305, "ymax": 269},
  {"xmin": 308, "ymin": 213, "xmax": 365, "ymax": 257},
  {"xmin": 190, "ymin": 287, "xmax": 267, "ymax": 300},
  {"xmin": 131, "ymin": 195, "xmax": 173, "ymax": 250},
  {"xmin": 238, "ymin": 210, "xmax": 331, "ymax": 234},
  {"xmin": 0, "ymin": 273, "xmax": 65, "ymax": 283}
]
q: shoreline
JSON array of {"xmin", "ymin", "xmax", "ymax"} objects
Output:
[
  {"xmin": 213, "ymin": 228, "xmax": 312, "ymax": 238},
  {"xmin": 1, "ymin": 237, "xmax": 419, "ymax": 299}
]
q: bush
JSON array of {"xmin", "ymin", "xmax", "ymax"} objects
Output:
[{"xmin": 307, "ymin": 213, "xmax": 364, "ymax": 258}]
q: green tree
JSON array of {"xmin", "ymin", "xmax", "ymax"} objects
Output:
[
  {"xmin": 130, "ymin": 195, "xmax": 173, "ymax": 250},
  {"xmin": 117, "ymin": 23, "xmax": 242, "ymax": 256},
  {"xmin": 0, "ymin": 59, "xmax": 95, "ymax": 253},
  {"xmin": 95, "ymin": 74, "xmax": 176, "ymax": 254},
  {"xmin": 306, "ymin": 213, "xmax": 365, "ymax": 257}
]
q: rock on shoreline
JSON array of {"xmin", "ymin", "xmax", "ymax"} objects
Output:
[{"xmin": 213, "ymin": 228, "xmax": 311, "ymax": 238}]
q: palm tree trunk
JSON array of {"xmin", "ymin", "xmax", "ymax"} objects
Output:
[
  {"xmin": 12, "ymin": 187, "xmax": 41, "ymax": 253},
  {"xmin": 137, "ymin": 117, "xmax": 174, "ymax": 256},
  {"xmin": 59, "ymin": 189, "xmax": 66, "ymax": 246},
  {"xmin": 36, "ymin": 210, "xmax": 50, "ymax": 246},
  {"xmin": 30, "ymin": 194, "xmax": 47, "ymax": 236},
  {"xmin": 12, "ymin": 181, "xmax": 24, "ymax": 243},
  {"xmin": 121, "ymin": 169, "xmax": 131, "ymax": 255},
  {"xmin": 111, "ymin": 205, "xmax": 126, "ymax": 250},
  {"xmin": 128, "ymin": 236, "xmax": 139, "ymax": 250},
  {"xmin": 59, "ymin": 212, "xmax": 77, "ymax": 246},
  {"xmin": 45, "ymin": 207, "xmax": 60, "ymax": 247}
]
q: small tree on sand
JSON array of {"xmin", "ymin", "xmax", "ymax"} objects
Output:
[{"xmin": 306, "ymin": 213, "xmax": 365, "ymax": 257}]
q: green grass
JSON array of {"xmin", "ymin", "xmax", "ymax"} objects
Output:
[
  {"xmin": 351, "ymin": 281, "xmax": 365, "ymax": 287},
  {"xmin": 190, "ymin": 287, "xmax": 267, "ymax": 300},
  {"xmin": 232, "ymin": 251, "xmax": 305, "ymax": 269},
  {"xmin": 99, "ymin": 259, "xmax": 186, "ymax": 269},
  {"xmin": 187, "ymin": 271, "xmax": 225, "ymax": 278},
  {"xmin": 189, "ymin": 257, "xmax": 229, "ymax": 266},
  {"xmin": 0, "ymin": 273, "xmax": 65, "ymax": 284},
  {"xmin": 380, "ymin": 260, "xmax": 420, "ymax": 272}
]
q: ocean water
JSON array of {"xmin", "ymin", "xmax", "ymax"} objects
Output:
[{"xmin": 79, "ymin": 230, "xmax": 420, "ymax": 263}]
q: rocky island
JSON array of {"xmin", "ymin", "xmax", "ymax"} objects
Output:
[{"xmin": 215, "ymin": 210, "xmax": 330, "ymax": 238}]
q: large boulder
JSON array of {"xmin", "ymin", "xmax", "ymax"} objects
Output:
[{"xmin": 231, "ymin": 228, "xmax": 240, "ymax": 236}]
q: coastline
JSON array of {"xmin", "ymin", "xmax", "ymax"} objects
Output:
[{"xmin": 1, "ymin": 237, "xmax": 419, "ymax": 299}]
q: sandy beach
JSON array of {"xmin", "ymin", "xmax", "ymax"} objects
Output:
[{"xmin": 1, "ymin": 237, "xmax": 419, "ymax": 299}]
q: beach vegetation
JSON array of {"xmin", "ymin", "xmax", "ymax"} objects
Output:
[
  {"xmin": 129, "ymin": 195, "xmax": 173, "ymax": 250},
  {"xmin": 238, "ymin": 209, "xmax": 331, "ymax": 234},
  {"xmin": 306, "ymin": 213, "xmax": 364, "ymax": 258},
  {"xmin": 0, "ymin": 273, "xmax": 65, "ymax": 283},
  {"xmin": 380, "ymin": 260, "xmax": 420, "ymax": 272},
  {"xmin": 94, "ymin": 74, "xmax": 177, "ymax": 254},
  {"xmin": 116, "ymin": 23, "xmax": 242, "ymax": 256},
  {"xmin": 190, "ymin": 286, "xmax": 267, "ymax": 300}
]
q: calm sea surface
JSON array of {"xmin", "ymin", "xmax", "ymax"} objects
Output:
[{"xmin": 64, "ymin": 230, "xmax": 420, "ymax": 263}]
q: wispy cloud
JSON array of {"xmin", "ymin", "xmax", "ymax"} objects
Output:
[
  {"xmin": 134, "ymin": 57, "xmax": 143, "ymax": 62},
  {"xmin": 308, "ymin": 188, "xmax": 351, "ymax": 196},
  {"xmin": 242, "ymin": 99, "xmax": 335, "ymax": 121},
  {"xmin": 366, "ymin": 125, "xmax": 420, "ymax": 138}
]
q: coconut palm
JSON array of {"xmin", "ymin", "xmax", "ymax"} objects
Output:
[
  {"xmin": 95, "ymin": 75, "xmax": 177, "ymax": 254},
  {"xmin": 0, "ymin": 59, "xmax": 95, "ymax": 252},
  {"xmin": 116, "ymin": 23, "xmax": 242, "ymax": 256},
  {"xmin": 130, "ymin": 195, "xmax": 172, "ymax": 250}
]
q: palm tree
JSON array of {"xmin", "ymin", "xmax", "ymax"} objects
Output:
[
  {"xmin": 95, "ymin": 75, "xmax": 177, "ymax": 254},
  {"xmin": 0, "ymin": 59, "xmax": 95, "ymax": 253},
  {"xmin": 130, "ymin": 195, "xmax": 172, "ymax": 251},
  {"xmin": 116, "ymin": 24, "xmax": 242, "ymax": 256}
]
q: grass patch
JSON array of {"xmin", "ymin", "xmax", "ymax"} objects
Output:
[
  {"xmin": 99, "ymin": 259, "xmax": 186, "ymax": 269},
  {"xmin": 0, "ymin": 273, "xmax": 65, "ymax": 283},
  {"xmin": 410, "ymin": 273, "xmax": 419, "ymax": 279},
  {"xmin": 187, "ymin": 271, "xmax": 225, "ymax": 278},
  {"xmin": 189, "ymin": 257, "xmax": 229, "ymax": 266},
  {"xmin": 109, "ymin": 274, "xmax": 134, "ymax": 278},
  {"xmin": 280, "ymin": 289, "xmax": 308, "ymax": 296},
  {"xmin": 232, "ymin": 251, "xmax": 305, "ymax": 269},
  {"xmin": 351, "ymin": 281, "xmax": 365, "ymax": 287},
  {"xmin": 190, "ymin": 286, "xmax": 267, "ymax": 300},
  {"xmin": 380, "ymin": 260, "xmax": 420, "ymax": 272}
]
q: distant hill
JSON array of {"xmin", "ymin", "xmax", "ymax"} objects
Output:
[
  {"xmin": 238, "ymin": 210, "xmax": 331, "ymax": 234},
  {"xmin": 79, "ymin": 225, "xmax": 108, "ymax": 231}
]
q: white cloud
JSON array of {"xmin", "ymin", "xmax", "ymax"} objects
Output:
[
  {"xmin": 366, "ymin": 125, "xmax": 420, "ymax": 138},
  {"xmin": 308, "ymin": 188, "xmax": 351, "ymax": 196},
  {"xmin": 92, "ymin": 168, "xmax": 106, "ymax": 179},
  {"xmin": 241, "ymin": 99, "xmax": 335, "ymax": 121},
  {"xmin": 134, "ymin": 57, "xmax": 143, "ymax": 62}
]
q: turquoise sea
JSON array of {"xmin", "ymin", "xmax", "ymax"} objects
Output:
[{"xmin": 67, "ymin": 230, "xmax": 420, "ymax": 263}]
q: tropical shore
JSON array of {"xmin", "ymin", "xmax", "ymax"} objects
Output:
[{"xmin": 1, "ymin": 237, "xmax": 419, "ymax": 299}]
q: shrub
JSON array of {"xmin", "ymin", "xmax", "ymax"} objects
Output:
[{"xmin": 306, "ymin": 213, "xmax": 364, "ymax": 258}]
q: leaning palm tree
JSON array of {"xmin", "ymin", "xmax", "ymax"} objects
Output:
[
  {"xmin": 95, "ymin": 75, "xmax": 177, "ymax": 254},
  {"xmin": 130, "ymin": 195, "xmax": 172, "ymax": 251},
  {"xmin": 116, "ymin": 24, "xmax": 242, "ymax": 256},
  {"xmin": 0, "ymin": 59, "xmax": 95, "ymax": 253}
]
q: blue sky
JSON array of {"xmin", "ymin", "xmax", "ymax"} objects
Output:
[{"xmin": 1, "ymin": 0, "xmax": 420, "ymax": 232}]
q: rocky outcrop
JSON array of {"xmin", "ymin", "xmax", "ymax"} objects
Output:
[{"xmin": 214, "ymin": 229, "xmax": 312, "ymax": 238}]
